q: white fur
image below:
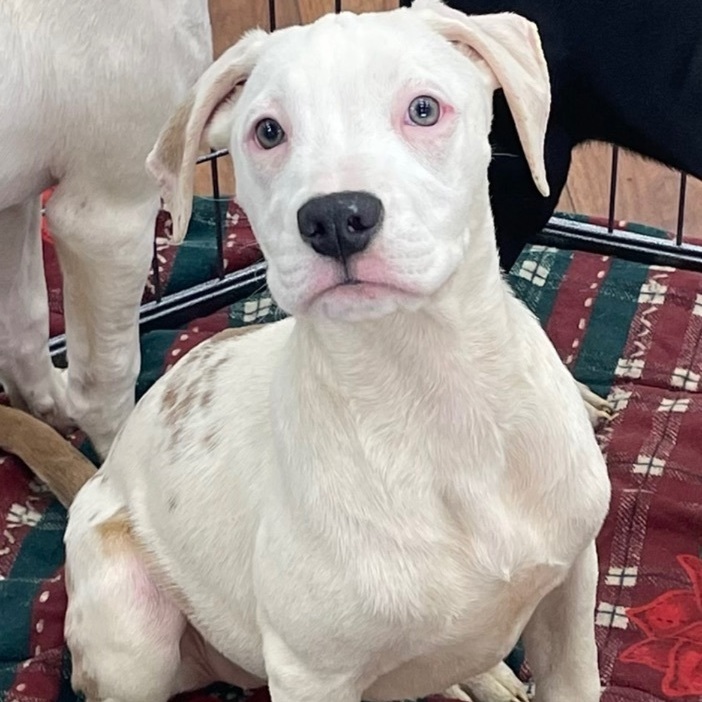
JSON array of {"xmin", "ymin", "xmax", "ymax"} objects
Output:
[
  {"xmin": 0, "ymin": 0, "xmax": 212, "ymax": 457},
  {"xmin": 64, "ymin": 3, "xmax": 610, "ymax": 702}
]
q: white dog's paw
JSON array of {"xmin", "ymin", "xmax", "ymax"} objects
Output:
[
  {"xmin": 4, "ymin": 367, "xmax": 75, "ymax": 434},
  {"xmin": 576, "ymin": 381, "xmax": 615, "ymax": 427},
  {"xmin": 442, "ymin": 684, "xmax": 474, "ymax": 701},
  {"xmin": 453, "ymin": 662, "xmax": 529, "ymax": 702}
]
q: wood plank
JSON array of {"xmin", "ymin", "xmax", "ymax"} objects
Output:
[
  {"xmin": 275, "ymin": 0, "xmax": 335, "ymax": 28},
  {"xmin": 341, "ymin": 0, "xmax": 399, "ymax": 11},
  {"xmin": 196, "ymin": 0, "xmax": 269, "ymax": 196},
  {"xmin": 209, "ymin": 0, "xmax": 269, "ymax": 58},
  {"xmin": 561, "ymin": 143, "xmax": 702, "ymax": 238},
  {"xmin": 556, "ymin": 182, "xmax": 575, "ymax": 214}
]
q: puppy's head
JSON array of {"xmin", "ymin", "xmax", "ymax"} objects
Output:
[{"xmin": 148, "ymin": 0, "xmax": 550, "ymax": 322}]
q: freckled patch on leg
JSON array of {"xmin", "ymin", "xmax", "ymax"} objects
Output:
[
  {"xmin": 200, "ymin": 390, "xmax": 213, "ymax": 408},
  {"xmin": 96, "ymin": 509, "xmax": 134, "ymax": 556}
]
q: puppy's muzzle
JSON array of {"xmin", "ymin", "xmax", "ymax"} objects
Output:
[{"xmin": 297, "ymin": 191, "xmax": 383, "ymax": 262}]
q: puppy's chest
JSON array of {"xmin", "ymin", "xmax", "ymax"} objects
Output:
[
  {"xmin": 278, "ymin": 480, "xmax": 574, "ymax": 646},
  {"xmin": 356, "ymin": 507, "xmax": 569, "ymax": 622},
  {"xmin": 302, "ymin": 508, "xmax": 571, "ymax": 674},
  {"xmin": 275, "ymin": 390, "xmax": 596, "ymax": 653}
]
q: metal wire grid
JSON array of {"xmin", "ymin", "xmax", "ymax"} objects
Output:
[
  {"xmin": 47, "ymin": 1, "xmax": 701, "ymax": 357},
  {"xmin": 536, "ymin": 148, "xmax": 702, "ymax": 272}
]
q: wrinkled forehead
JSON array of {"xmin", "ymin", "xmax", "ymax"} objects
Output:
[{"xmin": 241, "ymin": 10, "xmax": 477, "ymax": 117}]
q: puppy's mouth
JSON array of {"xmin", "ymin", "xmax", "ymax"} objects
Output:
[{"xmin": 309, "ymin": 277, "xmax": 415, "ymax": 307}]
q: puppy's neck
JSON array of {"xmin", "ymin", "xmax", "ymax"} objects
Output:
[
  {"xmin": 290, "ymin": 225, "xmax": 513, "ymax": 399},
  {"xmin": 272, "ymin": 228, "xmax": 517, "ymax": 518}
]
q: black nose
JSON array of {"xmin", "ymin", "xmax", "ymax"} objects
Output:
[{"xmin": 297, "ymin": 191, "xmax": 383, "ymax": 261}]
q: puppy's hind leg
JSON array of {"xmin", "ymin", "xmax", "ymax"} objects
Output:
[{"xmin": 65, "ymin": 478, "xmax": 186, "ymax": 702}]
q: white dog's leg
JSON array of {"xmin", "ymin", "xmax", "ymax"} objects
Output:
[
  {"xmin": 456, "ymin": 662, "xmax": 529, "ymax": 702},
  {"xmin": 576, "ymin": 381, "xmax": 613, "ymax": 427},
  {"xmin": 0, "ymin": 199, "xmax": 72, "ymax": 429},
  {"xmin": 46, "ymin": 186, "xmax": 157, "ymax": 457},
  {"xmin": 522, "ymin": 543, "xmax": 601, "ymax": 702}
]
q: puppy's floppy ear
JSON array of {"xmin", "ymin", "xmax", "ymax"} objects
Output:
[
  {"xmin": 413, "ymin": 0, "xmax": 551, "ymax": 197},
  {"xmin": 147, "ymin": 29, "xmax": 268, "ymax": 243}
]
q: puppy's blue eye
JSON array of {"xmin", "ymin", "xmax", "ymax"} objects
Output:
[
  {"xmin": 408, "ymin": 96, "xmax": 440, "ymax": 126},
  {"xmin": 255, "ymin": 118, "xmax": 286, "ymax": 149}
]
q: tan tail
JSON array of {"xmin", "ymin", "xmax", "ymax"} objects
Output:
[{"xmin": 0, "ymin": 405, "xmax": 96, "ymax": 508}]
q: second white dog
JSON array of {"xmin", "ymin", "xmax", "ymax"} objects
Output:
[
  {"xmin": 7, "ymin": 2, "xmax": 611, "ymax": 701},
  {"xmin": 0, "ymin": 0, "xmax": 212, "ymax": 457}
]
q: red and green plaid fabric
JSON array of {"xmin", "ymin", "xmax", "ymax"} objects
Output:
[{"xmin": 4, "ymin": 222, "xmax": 702, "ymax": 701}]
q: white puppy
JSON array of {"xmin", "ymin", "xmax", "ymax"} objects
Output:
[
  {"xmin": 0, "ymin": 0, "xmax": 212, "ymax": 457},
  {"xmin": 2, "ymin": 2, "xmax": 611, "ymax": 702}
]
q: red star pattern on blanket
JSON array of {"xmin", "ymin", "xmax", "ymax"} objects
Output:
[{"xmin": 621, "ymin": 555, "xmax": 702, "ymax": 697}]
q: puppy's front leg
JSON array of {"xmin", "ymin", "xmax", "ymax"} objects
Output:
[
  {"xmin": 263, "ymin": 630, "xmax": 361, "ymax": 702},
  {"xmin": 575, "ymin": 381, "xmax": 614, "ymax": 427},
  {"xmin": 522, "ymin": 542, "xmax": 601, "ymax": 702}
]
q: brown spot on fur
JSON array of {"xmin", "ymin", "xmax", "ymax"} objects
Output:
[
  {"xmin": 204, "ymin": 365, "xmax": 217, "ymax": 385},
  {"xmin": 171, "ymin": 393, "xmax": 193, "ymax": 425},
  {"xmin": 96, "ymin": 509, "xmax": 134, "ymax": 556},
  {"xmin": 158, "ymin": 325, "xmax": 267, "ymax": 443},
  {"xmin": 202, "ymin": 432, "xmax": 217, "ymax": 451},
  {"xmin": 162, "ymin": 386, "xmax": 179, "ymax": 413},
  {"xmin": 200, "ymin": 390, "xmax": 213, "ymax": 408},
  {"xmin": 167, "ymin": 496, "xmax": 178, "ymax": 513}
]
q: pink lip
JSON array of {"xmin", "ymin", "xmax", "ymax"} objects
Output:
[{"xmin": 309, "ymin": 280, "xmax": 413, "ymax": 306}]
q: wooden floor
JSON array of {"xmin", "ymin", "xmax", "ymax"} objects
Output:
[{"xmin": 198, "ymin": 0, "xmax": 702, "ymax": 239}]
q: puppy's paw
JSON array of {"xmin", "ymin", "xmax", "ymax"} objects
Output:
[
  {"xmin": 456, "ymin": 662, "xmax": 529, "ymax": 702},
  {"xmin": 576, "ymin": 381, "xmax": 615, "ymax": 427}
]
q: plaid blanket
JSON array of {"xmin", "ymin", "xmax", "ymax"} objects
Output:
[{"xmin": 3, "ymin": 229, "xmax": 702, "ymax": 701}]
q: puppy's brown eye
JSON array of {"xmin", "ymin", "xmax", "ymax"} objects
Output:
[
  {"xmin": 408, "ymin": 96, "xmax": 440, "ymax": 126},
  {"xmin": 255, "ymin": 118, "xmax": 286, "ymax": 149}
]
